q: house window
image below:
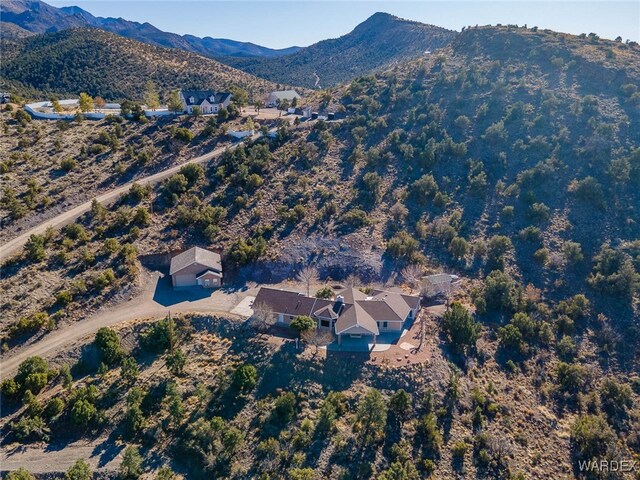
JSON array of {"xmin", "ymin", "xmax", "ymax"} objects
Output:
[
  {"xmin": 189, "ymin": 96, "xmax": 195, "ymax": 104},
  {"xmin": 321, "ymin": 319, "xmax": 330, "ymax": 328},
  {"xmin": 289, "ymin": 315, "xmax": 294, "ymax": 321},
  {"xmin": 383, "ymin": 321, "xmax": 388, "ymax": 328}
]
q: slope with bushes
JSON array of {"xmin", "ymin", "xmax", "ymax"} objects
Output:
[{"xmin": 0, "ymin": 28, "xmax": 278, "ymax": 100}]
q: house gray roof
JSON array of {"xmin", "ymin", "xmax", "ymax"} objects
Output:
[
  {"xmin": 181, "ymin": 90, "xmax": 232, "ymax": 106},
  {"xmin": 170, "ymin": 247, "xmax": 222, "ymax": 275},
  {"xmin": 253, "ymin": 287, "xmax": 331, "ymax": 318},
  {"xmin": 196, "ymin": 270, "xmax": 222, "ymax": 279},
  {"xmin": 214, "ymin": 92, "xmax": 232, "ymax": 104},
  {"xmin": 335, "ymin": 303, "xmax": 379, "ymax": 335}
]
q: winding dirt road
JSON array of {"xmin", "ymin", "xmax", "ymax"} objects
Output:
[
  {"xmin": 0, "ymin": 135, "xmax": 258, "ymax": 262},
  {"xmin": 0, "ymin": 271, "xmax": 250, "ymax": 378}
]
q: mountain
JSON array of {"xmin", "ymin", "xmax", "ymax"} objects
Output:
[
  {"xmin": 2, "ymin": 24, "xmax": 640, "ymax": 480},
  {"xmin": 222, "ymin": 12, "xmax": 458, "ymax": 89},
  {"xmin": 0, "ymin": 28, "xmax": 279, "ymax": 100},
  {"xmin": 0, "ymin": 21, "xmax": 34, "ymax": 40},
  {"xmin": 0, "ymin": 0, "xmax": 300, "ymax": 58},
  {"xmin": 1, "ymin": 0, "xmax": 88, "ymax": 33}
]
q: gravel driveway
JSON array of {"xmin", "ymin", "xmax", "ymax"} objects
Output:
[{"xmin": 0, "ymin": 269, "xmax": 255, "ymax": 378}]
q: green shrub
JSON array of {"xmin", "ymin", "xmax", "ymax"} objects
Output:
[
  {"xmin": 71, "ymin": 399, "xmax": 97, "ymax": 427},
  {"xmin": 44, "ymin": 397, "xmax": 64, "ymax": 418},
  {"xmin": 65, "ymin": 459, "xmax": 92, "ymax": 480},
  {"xmin": 60, "ymin": 157, "xmax": 77, "ymax": 172},
  {"xmin": 486, "ymin": 235, "xmax": 513, "ymax": 269},
  {"xmin": 416, "ymin": 413, "xmax": 442, "ymax": 454},
  {"xmin": 589, "ymin": 246, "xmax": 639, "ymax": 299},
  {"xmin": 5, "ymin": 468, "xmax": 35, "ymax": 480},
  {"xmin": 119, "ymin": 446, "xmax": 143, "ymax": 479},
  {"xmin": 95, "ymin": 327, "xmax": 124, "ymax": 366},
  {"xmin": 63, "ymin": 223, "xmax": 89, "ymax": 242},
  {"xmin": 339, "ymin": 208, "xmax": 369, "ymax": 229},
  {"xmin": 315, "ymin": 286, "xmax": 334, "ymax": 299},
  {"xmin": 24, "ymin": 234, "xmax": 46, "ymax": 262},
  {"xmin": 15, "ymin": 356, "xmax": 49, "ymax": 391},
  {"xmin": 570, "ymin": 415, "xmax": 616, "ymax": 468},
  {"xmin": 233, "ymin": 364, "xmax": 257, "ymax": 391},
  {"xmin": 174, "ymin": 127, "xmax": 194, "ymax": 142},
  {"xmin": 387, "ymin": 231, "xmax": 420, "ymax": 260},
  {"xmin": 569, "ymin": 177, "xmax": 605, "ymax": 207},
  {"xmin": 290, "ymin": 315, "xmax": 315, "ymax": 335},
  {"xmin": 441, "ymin": 302, "xmax": 480, "ymax": 353},
  {"xmin": 563, "ymin": 242, "xmax": 584, "ymax": 264},
  {"xmin": 354, "ymin": 389, "xmax": 387, "ymax": 446},
  {"xmin": 272, "ymin": 391, "xmax": 297, "ymax": 423}
]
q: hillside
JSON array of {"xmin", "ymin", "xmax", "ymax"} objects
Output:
[
  {"xmin": 223, "ymin": 13, "xmax": 457, "ymax": 89},
  {"xmin": 1, "ymin": 0, "xmax": 300, "ymax": 58},
  {"xmin": 2, "ymin": 24, "xmax": 640, "ymax": 480},
  {"xmin": 0, "ymin": 28, "xmax": 280, "ymax": 100}
]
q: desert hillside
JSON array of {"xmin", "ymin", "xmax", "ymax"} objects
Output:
[{"xmin": 1, "ymin": 23, "xmax": 640, "ymax": 480}]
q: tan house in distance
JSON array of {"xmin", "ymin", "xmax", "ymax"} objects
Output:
[{"xmin": 170, "ymin": 247, "xmax": 222, "ymax": 288}]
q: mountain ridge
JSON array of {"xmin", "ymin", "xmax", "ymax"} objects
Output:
[
  {"xmin": 1, "ymin": 0, "xmax": 301, "ymax": 57},
  {"xmin": 0, "ymin": 27, "xmax": 282, "ymax": 100},
  {"xmin": 222, "ymin": 12, "xmax": 458, "ymax": 88}
]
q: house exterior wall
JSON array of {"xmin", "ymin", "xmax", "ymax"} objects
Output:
[
  {"xmin": 376, "ymin": 320, "xmax": 404, "ymax": 332},
  {"xmin": 172, "ymin": 262, "xmax": 222, "ymax": 288},
  {"xmin": 173, "ymin": 273, "xmax": 197, "ymax": 287},
  {"xmin": 276, "ymin": 312, "xmax": 295, "ymax": 325},
  {"xmin": 196, "ymin": 273, "xmax": 221, "ymax": 288}
]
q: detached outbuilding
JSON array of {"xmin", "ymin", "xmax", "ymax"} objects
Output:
[
  {"xmin": 265, "ymin": 90, "xmax": 301, "ymax": 107},
  {"xmin": 170, "ymin": 247, "xmax": 222, "ymax": 288}
]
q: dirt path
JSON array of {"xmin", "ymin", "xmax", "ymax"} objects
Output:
[
  {"xmin": 1, "ymin": 438, "xmax": 123, "ymax": 474},
  {"xmin": 0, "ymin": 270, "xmax": 251, "ymax": 378},
  {"xmin": 0, "ymin": 135, "xmax": 260, "ymax": 261}
]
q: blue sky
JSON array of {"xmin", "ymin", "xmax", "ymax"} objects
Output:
[{"xmin": 48, "ymin": 1, "xmax": 639, "ymax": 48}]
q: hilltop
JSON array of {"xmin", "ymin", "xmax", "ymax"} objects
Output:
[
  {"xmin": 0, "ymin": 28, "xmax": 280, "ymax": 100},
  {"xmin": 1, "ymin": 0, "xmax": 300, "ymax": 57},
  {"xmin": 224, "ymin": 13, "xmax": 457, "ymax": 89}
]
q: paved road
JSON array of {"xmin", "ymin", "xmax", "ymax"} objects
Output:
[
  {"xmin": 0, "ymin": 135, "xmax": 259, "ymax": 261},
  {"xmin": 0, "ymin": 271, "xmax": 252, "ymax": 378}
]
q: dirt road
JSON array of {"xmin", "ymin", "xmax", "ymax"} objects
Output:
[
  {"xmin": 0, "ymin": 270, "xmax": 252, "ymax": 378},
  {"xmin": 0, "ymin": 135, "xmax": 259, "ymax": 261},
  {"xmin": 1, "ymin": 438, "xmax": 123, "ymax": 474}
]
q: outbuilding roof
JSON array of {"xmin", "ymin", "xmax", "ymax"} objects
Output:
[
  {"xmin": 267, "ymin": 90, "xmax": 301, "ymax": 101},
  {"xmin": 170, "ymin": 247, "xmax": 222, "ymax": 275}
]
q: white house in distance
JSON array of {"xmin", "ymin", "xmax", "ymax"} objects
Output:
[
  {"xmin": 253, "ymin": 287, "xmax": 420, "ymax": 345},
  {"xmin": 180, "ymin": 90, "xmax": 232, "ymax": 114},
  {"xmin": 170, "ymin": 247, "xmax": 223, "ymax": 288},
  {"xmin": 265, "ymin": 90, "xmax": 301, "ymax": 107}
]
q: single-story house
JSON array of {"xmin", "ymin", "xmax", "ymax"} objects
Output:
[
  {"xmin": 265, "ymin": 90, "xmax": 301, "ymax": 108},
  {"xmin": 170, "ymin": 247, "xmax": 223, "ymax": 288},
  {"xmin": 180, "ymin": 90, "xmax": 232, "ymax": 114},
  {"xmin": 253, "ymin": 287, "xmax": 420, "ymax": 345}
]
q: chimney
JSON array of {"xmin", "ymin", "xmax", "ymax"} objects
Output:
[{"xmin": 333, "ymin": 295, "xmax": 345, "ymax": 314}]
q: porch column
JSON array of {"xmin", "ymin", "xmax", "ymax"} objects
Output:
[
  {"xmin": 338, "ymin": 334, "xmax": 341, "ymax": 346},
  {"xmin": 373, "ymin": 335, "xmax": 377, "ymax": 345}
]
